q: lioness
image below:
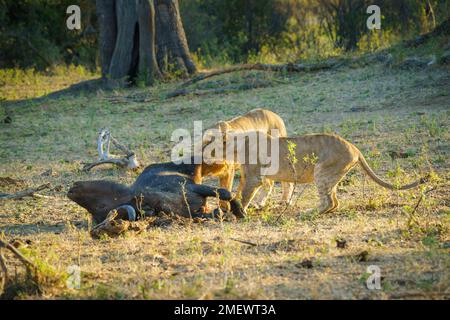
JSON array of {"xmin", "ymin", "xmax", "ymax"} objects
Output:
[
  {"xmin": 222, "ymin": 132, "xmax": 426, "ymax": 213},
  {"xmin": 193, "ymin": 108, "xmax": 294, "ymax": 209}
]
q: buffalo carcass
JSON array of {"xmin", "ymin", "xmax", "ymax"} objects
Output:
[{"xmin": 68, "ymin": 161, "xmax": 246, "ymax": 224}]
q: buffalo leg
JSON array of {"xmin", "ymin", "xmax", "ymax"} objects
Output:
[{"xmin": 187, "ymin": 184, "xmax": 245, "ymax": 219}]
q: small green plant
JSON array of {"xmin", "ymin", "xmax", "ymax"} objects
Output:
[
  {"xmin": 287, "ymin": 140, "xmax": 298, "ymax": 166},
  {"xmin": 420, "ymin": 115, "xmax": 446, "ymax": 137},
  {"xmin": 94, "ymin": 283, "xmax": 124, "ymax": 299},
  {"xmin": 303, "ymin": 152, "xmax": 318, "ymax": 166},
  {"xmin": 421, "ymin": 235, "xmax": 439, "ymax": 248},
  {"xmin": 358, "ymin": 272, "xmax": 371, "ymax": 286},
  {"xmin": 0, "ymin": 245, "xmax": 65, "ymax": 299},
  {"xmin": 223, "ymin": 276, "xmax": 238, "ymax": 295},
  {"xmin": 299, "ymin": 208, "xmax": 320, "ymax": 222}
]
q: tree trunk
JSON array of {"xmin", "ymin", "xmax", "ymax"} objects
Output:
[
  {"xmin": 96, "ymin": 0, "xmax": 117, "ymax": 78},
  {"xmin": 138, "ymin": 0, "xmax": 161, "ymax": 83},
  {"xmin": 320, "ymin": 0, "xmax": 367, "ymax": 52},
  {"xmin": 96, "ymin": 0, "xmax": 195, "ymax": 87},
  {"xmin": 108, "ymin": 0, "xmax": 137, "ymax": 81},
  {"xmin": 155, "ymin": 0, "xmax": 196, "ymax": 75}
]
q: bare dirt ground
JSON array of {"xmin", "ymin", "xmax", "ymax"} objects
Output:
[{"xmin": 0, "ymin": 53, "xmax": 449, "ymax": 299}]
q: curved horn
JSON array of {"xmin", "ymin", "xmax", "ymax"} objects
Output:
[{"xmin": 116, "ymin": 205, "xmax": 137, "ymax": 221}]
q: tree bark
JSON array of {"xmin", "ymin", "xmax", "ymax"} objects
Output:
[
  {"xmin": 155, "ymin": 0, "xmax": 196, "ymax": 75},
  {"xmin": 96, "ymin": 0, "xmax": 195, "ymax": 86},
  {"xmin": 96, "ymin": 0, "xmax": 117, "ymax": 78},
  {"xmin": 108, "ymin": 0, "xmax": 137, "ymax": 81},
  {"xmin": 138, "ymin": 0, "xmax": 161, "ymax": 84}
]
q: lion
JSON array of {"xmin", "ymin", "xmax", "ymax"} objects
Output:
[
  {"xmin": 217, "ymin": 132, "xmax": 426, "ymax": 213},
  {"xmin": 193, "ymin": 108, "xmax": 294, "ymax": 209}
]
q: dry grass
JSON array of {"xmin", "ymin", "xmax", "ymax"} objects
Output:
[{"xmin": 0, "ymin": 53, "xmax": 449, "ymax": 299}]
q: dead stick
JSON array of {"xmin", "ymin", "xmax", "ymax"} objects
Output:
[
  {"xmin": 410, "ymin": 186, "xmax": 438, "ymax": 216},
  {"xmin": 0, "ymin": 183, "xmax": 51, "ymax": 200},
  {"xmin": 0, "ymin": 239, "xmax": 36, "ymax": 269},
  {"xmin": 92, "ymin": 210, "xmax": 118, "ymax": 231},
  {"xmin": 181, "ymin": 60, "xmax": 346, "ymax": 88},
  {"xmin": 182, "ymin": 64, "xmax": 262, "ymax": 88},
  {"xmin": 167, "ymin": 82, "xmax": 273, "ymax": 99},
  {"xmin": 390, "ymin": 291, "xmax": 449, "ymax": 299},
  {"xmin": 0, "ymin": 250, "xmax": 7, "ymax": 292},
  {"xmin": 230, "ymin": 238, "xmax": 258, "ymax": 247},
  {"xmin": 110, "ymin": 136, "xmax": 134, "ymax": 156},
  {"xmin": 82, "ymin": 158, "xmax": 129, "ymax": 172},
  {"xmin": 84, "ymin": 129, "xmax": 140, "ymax": 171}
]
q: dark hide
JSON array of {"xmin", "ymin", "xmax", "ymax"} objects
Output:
[{"xmin": 67, "ymin": 161, "xmax": 245, "ymax": 224}]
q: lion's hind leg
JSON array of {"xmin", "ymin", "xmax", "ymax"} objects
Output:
[{"xmin": 314, "ymin": 165, "xmax": 347, "ymax": 214}]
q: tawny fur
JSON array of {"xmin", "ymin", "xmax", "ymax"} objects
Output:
[
  {"xmin": 233, "ymin": 133, "xmax": 426, "ymax": 213},
  {"xmin": 194, "ymin": 108, "xmax": 294, "ymax": 208}
]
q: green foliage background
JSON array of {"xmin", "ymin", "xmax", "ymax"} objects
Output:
[{"xmin": 0, "ymin": 0, "xmax": 449, "ymax": 70}]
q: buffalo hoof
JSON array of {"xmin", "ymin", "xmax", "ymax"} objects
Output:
[{"xmin": 230, "ymin": 199, "xmax": 246, "ymax": 220}]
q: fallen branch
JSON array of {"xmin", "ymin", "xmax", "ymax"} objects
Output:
[
  {"xmin": 0, "ymin": 239, "xmax": 36, "ymax": 268},
  {"xmin": 0, "ymin": 183, "xmax": 51, "ymax": 200},
  {"xmin": 230, "ymin": 238, "xmax": 258, "ymax": 247},
  {"xmin": 389, "ymin": 291, "xmax": 449, "ymax": 299},
  {"xmin": 83, "ymin": 128, "xmax": 140, "ymax": 172},
  {"xmin": 166, "ymin": 81, "xmax": 274, "ymax": 99},
  {"xmin": 407, "ymin": 186, "xmax": 439, "ymax": 225},
  {"xmin": 90, "ymin": 209, "xmax": 147, "ymax": 239},
  {"xmin": 91, "ymin": 209, "xmax": 118, "ymax": 232},
  {"xmin": 83, "ymin": 158, "xmax": 137, "ymax": 172},
  {"xmin": 180, "ymin": 60, "xmax": 347, "ymax": 88},
  {"xmin": 403, "ymin": 17, "xmax": 450, "ymax": 48},
  {"xmin": 0, "ymin": 251, "xmax": 7, "ymax": 294},
  {"xmin": 0, "ymin": 238, "xmax": 38, "ymax": 295}
]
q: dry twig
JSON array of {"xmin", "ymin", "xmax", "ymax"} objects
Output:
[
  {"xmin": 181, "ymin": 60, "xmax": 346, "ymax": 88},
  {"xmin": 82, "ymin": 128, "xmax": 140, "ymax": 171},
  {"xmin": 165, "ymin": 60, "xmax": 346, "ymax": 100},
  {"xmin": 167, "ymin": 81, "xmax": 273, "ymax": 99},
  {"xmin": 230, "ymin": 238, "xmax": 258, "ymax": 247},
  {"xmin": 0, "ymin": 183, "xmax": 51, "ymax": 200},
  {"xmin": 0, "ymin": 238, "xmax": 38, "ymax": 295}
]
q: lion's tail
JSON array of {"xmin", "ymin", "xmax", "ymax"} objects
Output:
[{"xmin": 357, "ymin": 150, "xmax": 426, "ymax": 190}]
